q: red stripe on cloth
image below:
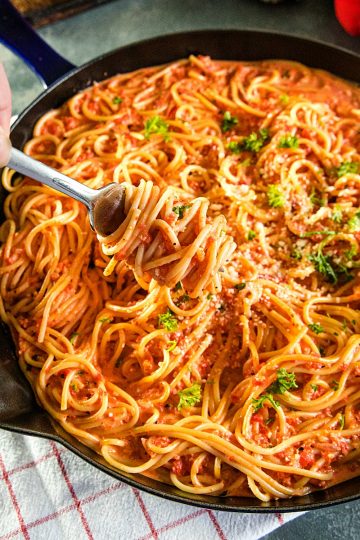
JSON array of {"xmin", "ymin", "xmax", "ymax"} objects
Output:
[
  {"xmin": 50, "ymin": 442, "xmax": 94, "ymax": 540},
  {"xmin": 206, "ymin": 510, "xmax": 227, "ymax": 540},
  {"xmin": 5, "ymin": 451, "xmax": 55, "ymax": 479},
  {"xmin": 0, "ymin": 453, "xmax": 30, "ymax": 540},
  {"xmin": 276, "ymin": 512, "xmax": 284, "ymax": 525},
  {"xmin": 138, "ymin": 509, "xmax": 206, "ymax": 540},
  {"xmin": 0, "ymin": 481, "xmax": 125, "ymax": 540},
  {"xmin": 133, "ymin": 488, "xmax": 159, "ymax": 540}
]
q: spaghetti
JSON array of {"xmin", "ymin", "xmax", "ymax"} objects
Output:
[{"xmin": 0, "ymin": 56, "xmax": 360, "ymax": 501}]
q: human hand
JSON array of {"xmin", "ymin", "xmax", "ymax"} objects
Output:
[{"xmin": 0, "ymin": 63, "xmax": 12, "ymax": 167}]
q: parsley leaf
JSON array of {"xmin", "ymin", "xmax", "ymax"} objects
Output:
[
  {"xmin": 311, "ymin": 384, "xmax": 318, "ymax": 392},
  {"xmin": 158, "ymin": 309, "xmax": 178, "ymax": 331},
  {"xmin": 112, "ymin": 96, "xmax": 122, "ymax": 104},
  {"xmin": 234, "ymin": 282, "xmax": 246, "ymax": 291},
  {"xmin": 241, "ymin": 128, "xmax": 270, "ymax": 153},
  {"xmin": 144, "ymin": 116, "xmax": 170, "ymax": 141},
  {"xmin": 174, "ymin": 281, "xmax": 183, "ymax": 291},
  {"xmin": 70, "ymin": 332, "xmax": 79, "ymax": 345},
  {"xmin": 221, "ymin": 111, "xmax": 238, "ymax": 133},
  {"xmin": 339, "ymin": 414, "xmax": 345, "ymax": 430},
  {"xmin": 300, "ymin": 231, "xmax": 336, "ymax": 238},
  {"xmin": 348, "ymin": 211, "xmax": 360, "ymax": 232},
  {"xmin": 309, "ymin": 250, "xmax": 338, "ymax": 283},
  {"xmin": 166, "ymin": 340, "xmax": 177, "ymax": 352},
  {"xmin": 309, "ymin": 188, "xmax": 325, "ymax": 207},
  {"xmin": 332, "ymin": 206, "xmax": 343, "ymax": 223},
  {"xmin": 177, "ymin": 383, "xmax": 202, "ymax": 410},
  {"xmin": 252, "ymin": 394, "xmax": 279, "ymax": 412},
  {"xmin": 227, "ymin": 141, "xmax": 242, "ymax": 154},
  {"xmin": 247, "ymin": 230, "xmax": 256, "ymax": 240},
  {"xmin": 308, "ymin": 322, "xmax": 324, "ymax": 334},
  {"xmin": 331, "ymin": 380, "xmax": 339, "ymax": 391},
  {"xmin": 99, "ymin": 317, "xmax": 112, "ymax": 324},
  {"xmin": 267, "ymin": 184, "xmax": 286, "ymax": 208},
  {"xmin": 336, "ymin": 162, "xmax": 359, "ymax": 177},
  {"xmin": 268, "ymin": 368, "xmax": 298, "ymax": 394},
  {"xmin": 278, "ymin": 134, "xmax": 299, "ymax": 149},
  {"xmin": 291, "ymin": 248, "xmax": 302, "ymax": 260},
  {"xmin": 173, "ymin": 204, "xmax": 191, "ymax": 219},
  {"xmin": 345, "ymin": 245, "xmax": 357, "ymax": 260},
  {"xmin": 279, "ymin": 94, "xmax": 289, "ymax": 105}
]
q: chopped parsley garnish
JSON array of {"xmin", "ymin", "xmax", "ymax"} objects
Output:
[
  {"xmin": 336, "ymin": 161, "xmax": 359, "ymax": 177},
  {"xmin": 331, "ymin": 380, "xmax": 339, "ymax": 391},
  {"xmin": 173, "ymin": 204, "xmax": 191, "ymax": 219},
  {"xmin": 311, "ymin": 384, "xmax": 318, "ymax": 392},
  {"xmin": 268, "ymin": 368, "xmax": 298, "ymax": 395},
  {"xmin": 309, "ymin": 249, "xmax": 338, "ymax": 284},
  {"xmin": 252, "ymin": 394, "xmax": 279, "ymax": 412},
  {"xmin": 264, "ymin": 417, "xmax": 274, "ymax": 425},
  {"xmin": 177, "ymin": 383, "xmax": 202, "ymax": 410},
  {"xmin": 158, "ymin": 309, "xmax": 178, "ymax": 331},
  {"xmin": 206, "ymin": 293, "xmax": 213, "ymax": 300},
  {"xmin": 348, "ymin": 211, "xmax": 360, "ymax": 232},
  {"xmin": 345, "ymin": 245, "xmax": 357, "ymax": 260},
  {"xmin": 234, "ymin": 282, "xmax": 246, "ymax": 291},
  {"xmin": 227, "ymin": 141, "xmax": 242, "ymax": 154},
  {"xmin": 279, "ymin": 94, "xmax": 289, "ymax": 105},
  {"xmin": 309, "ymin": 188, "xmax": 325, "ymax": 207},
  {"xmin": 166, "ymin": 340, "xmax": 177, "ymax": 352},
  {"xmin": 70, "ymin": 333, "xmax": 79, "ymax": 345},
  {"xmin": 332, "ymin": 206, "xmax": 343, "ymax": 223},
  {"xmin": 144, "ymin": 116, "xmax": 170, "ymax": 141},
  {"xmin": 174, "ymin": 281, "xmax": 183, "ymax": 291},
  {"xmin": 300, "ymin": 230, "xmax": 336, "ymax": 238},
  {"xmin": 278, "ymin": 134, "xmax": 299, "ymax": 149},
  {"xmin": 99, "ymin": 317, "xmax": 112, "ymax": 324},
  {"xmin": 221, "ymin": 111, "xmax": 238, "ymax": 133},
  {"xmin": 290, "ymin": 248, "xmax": 302, "ymax": 260},
  {"xmin": 339, "ymin": 414, "xmax": 345, "ymax": 430},
  {"xmin": 241, "ymin": 128, "xmax": 270, "ymax": 153},
  {"xmin": 342, "ymin": 319, "xmax": 348, "ymax": 331},
  {"xmin": 247, "ymin": 230, "xmax": 256, "ymax": 240},
  {"xmin": 112, "ymin": 96, "xmax": 122, "ymax": 104},
  {"xmin": 70, "ymin": 383, "xmax": 79, "ymax": 392},
  {"xmin": 308, "ymin": 323, "xmax": 324, "ymax": 334},
  {"xmin": 178, "ymin": 293, "xmax": 190, "ymax": 303},
  {"xmin": 267, "ymin": 184, "xmax": 285, "ymax": 208}
]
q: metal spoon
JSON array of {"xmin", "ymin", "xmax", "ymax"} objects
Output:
[{"xmin": 7, "ymin": 147, "xmax": 126, "ymax": 236}]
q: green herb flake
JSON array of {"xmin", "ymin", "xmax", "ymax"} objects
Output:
[
  {"xmin": 267, "ymin": 184, "xmax": 286, "ymax": 208},
  {"xmin": 247, "ymin": 230, "xmax": 256, "ymax": 241},
  {"xmin": 70, "ymin": 383, "xmax": 79, "ymax": 392},
  {"xmin": 252, "ymin": 394, "xmax": 279, "ymax": 412},
  {"xmin": 345, "ymin": 245, "xmax": 357, "ymax": 260},
  {"xmin": 166, "ymin": 340, "xmax": 177, "ymax": 352},
  {"xmin": 278, "ymin": 134, "xmax": 299, "ymax": 149},
  {"xmin": 309, "ymin": 250, "xmax": 338, "ymax": 283},
  {"xmin": 70, "ymin": 332, "xmax": 79, "ymax": 345},
  {"xmin": 234, "ymin": 282, "xmax": 246, "ymax": 291},
  {"xmin": 173, "ymin": 204, "xmax": 191, "ymax": 219},
  {"xmin": 221, "ymin": 111, "xmax": 238, "ymax": 133},
  {"xmin": 177, "ymin": 383, "xmax": 202, "ymax": 410},
  {"xmin": 112, "ymin": 96, "xmax": 122, "ymax": 105},
  {"xmin": 174, "ymin": 281, "xmax": 183, "ymax": 292},
  {"xmin": 308, "ymin": 322, "xmax": 324, "ymax": 334},
  {"xmin": 264, "ymin": 417, "xmax": 274, "ymax": 425},
  {"xmin": 206, "ymin": 293, "xmax": 213, "ymax": 300},
  {"xmin": 342, "ymin": 320, "xmax": 348, "ymax": 331},
  {"xmin": 336, "ymin": 161, "xmax": 359, "ymax": 178},
  {"xmin": 311, "ymin": 384, "xmax": 318, "ymax": 392},
  {"xmin": 290, "ymin": 248, "xmax": 302, "ymax": 260},
  {"xmin": 331, "ymin": 380, "xmax": 339, "ymax": 391},
  {"xmin": 241, "ymin": 128, "xmax": 270, "ymax": 153},
  {"xmin": 300, "ymin": 230, "xmax": 335, "ymax": 238},
  {"xmin": 99, "ymin": 317, "xmax": 112, "ymax": 324},
  {"xmin": 158, "ymin": 309, "xmax": 178, "ymax": 332},
  {"xmin": 227, "ymin": 141, "xmax": 242, "ymax": 154},
  {"xmin": 144, "ymin": 116, "xmax": 170, "ymax": 141},
  {"xmin": 339, "ymin": 414, "xmax": 345, "ymax": 430},
  {"xmin": 347, "ymin": 211, "xmax": 360, "ymax": 232},
  {"xmin": 309, "ymin": 188, "xmax": 325, "ymax": 207},
  {"xmin": 268, "ymin": 368, "xmax": 298, "ymax": 395},
  {"xmin": 279, "ymin": 94, "xmax": 289, "ymax": 105},
  {"xmin": 332, "ymin": 206, "xmax": 343, "ymax": 223}
]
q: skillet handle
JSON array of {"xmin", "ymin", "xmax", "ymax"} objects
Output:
[{"xmin": 0, "ymin": 0, "xmax": 75, "ymax": 88}]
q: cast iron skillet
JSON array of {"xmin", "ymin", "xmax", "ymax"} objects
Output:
[{"xmin": 1, "ymin": 0, "xmax": 360, "ymax": 512}]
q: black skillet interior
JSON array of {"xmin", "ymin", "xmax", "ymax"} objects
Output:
[{"xmin": 1, "ymin": 29, "xmax": 360, "ymax": 512}]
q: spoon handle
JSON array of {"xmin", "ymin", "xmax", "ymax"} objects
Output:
[{"xmin": 7, "ymin": 148, "xmax": 97, "ymax": 210}]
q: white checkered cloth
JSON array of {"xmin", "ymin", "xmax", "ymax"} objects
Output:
[{"xmin": 0, "ymin": 429, "xmax": 304, "ymax": 540}]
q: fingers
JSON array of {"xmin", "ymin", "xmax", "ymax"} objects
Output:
[
  {"xmin": 0, "ymin": 63, "xmax": 12, "ymax": 135},
  {"xmin": 0, "ymin": 126, "xmax": 11, "ymax": 167}
]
